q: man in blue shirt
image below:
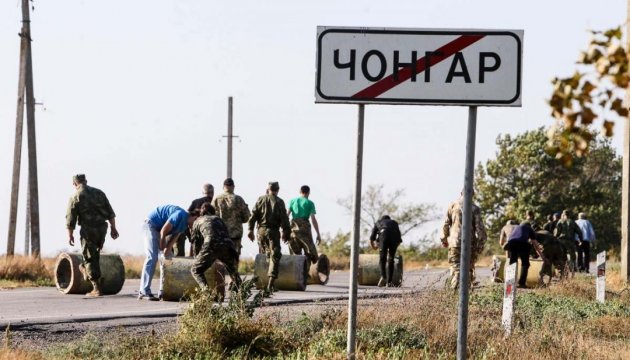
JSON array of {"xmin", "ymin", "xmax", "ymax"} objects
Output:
[
  {"xmin": 505, "ymin": 222, "xmax": 539, "ymax": 288},
  {"xmin": 575, "ymin": 212, "xmax": 596, "ymax": 273},
  {"xmin": 139, "ymin": 205, "xmax": 199, "ymax": 300}
]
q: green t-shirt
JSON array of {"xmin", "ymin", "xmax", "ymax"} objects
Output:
[{"xmin": 289, "ymin": 197, "xmax": 316, "ymax": 219}]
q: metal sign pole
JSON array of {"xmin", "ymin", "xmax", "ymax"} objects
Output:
[
  {"xmin": 227, "ymin": 96, "xmax": 233, "ymax": 178},
  {"xmin": 346, "ymin": 104, "xmax": 365, "ymax": 360},
  {"xmin": 596, "ymin": 251, "xmax": 606, "ymax": 303},
  {"xmin": 456, "ymin": 106, "xmax": 478, "ymax": 360}
]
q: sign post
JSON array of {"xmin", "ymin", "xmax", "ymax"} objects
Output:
[
  {"xmin": 502, "ymin": 262, "xmax": 518, "ymax": 336},
  {"xmin": 596, "ymin": 251, "xmax": 606, "ymax": 303},
  {"xmin": 315, "ymin": 26, "xmax": 523, "ymax": 359}
]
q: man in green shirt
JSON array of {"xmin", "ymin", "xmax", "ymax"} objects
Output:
[
  {"xmin": 247, "ymin": 182, "xmax": 291, "ymax": 291},
  {"xmin": 287, "ymin": 185, "xmax": 321, "ymax": 264}
]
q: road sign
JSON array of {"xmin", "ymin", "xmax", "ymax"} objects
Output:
[
  {"xmin": 597, "ymin": 251, "xmax": 606, "ymax": 303},
  {"xmin": 316, "ymin": 27, "xmax": 523, "ymax": 106}
]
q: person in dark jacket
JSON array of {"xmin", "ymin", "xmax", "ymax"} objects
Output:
[
  {"xmin": 369, "ymin": 215, "xmax": 402, "ymax": 287},
  {"xmin": 505, "ymin": 222, "xmax": 540, "ymax": 288}
]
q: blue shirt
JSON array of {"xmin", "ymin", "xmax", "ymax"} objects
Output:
[
  {"xmin": 575, "ymin": 219, "xmax": 595, "ymax": 241},
  {"xmin": 147, "ymin": 205, "xmax": 188, "ymax": 234},
  {"xmin": 507, "ymin": 224, "xmax": 535, "ymax": 243}
]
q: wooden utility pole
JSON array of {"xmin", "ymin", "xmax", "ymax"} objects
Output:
[
  {"xmin": 6, "ymin": 2, "xmax": 29, "ymax": 257},
  {"xmin": 7, "ymin": 0, "xmax": 40, "ymax": 258},
  {"xmin": 623, "ymin": 0, "xmax": 630, "ymax": 282}
]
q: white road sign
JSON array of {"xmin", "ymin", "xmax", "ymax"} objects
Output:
[{"xmin": 315, "ymin": 27, "xmax": 523, "ymax": 106}]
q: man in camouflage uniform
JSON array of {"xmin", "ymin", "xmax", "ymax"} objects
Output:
[
  {"xmin": 211, "ymin": 178, "xmax": 250, "ymax": 266},
  {"xmin": 247, "ymin": 182, "xmax": 291, "ymax": 291},
  {"xmin": 66, "ymin": 174, "xmax": 119, "ymax": 297},
  {"xmin": 287, "ymin": 185, "xmax": 321, "ymax": 264},
  {"xmin": 440, "ymin": 192, "xmax": 487, "ymax": 290},
  {"xmin": 190, "ymin": 203, "xmax": 241, "ymax": 301},
  {"xmin": 554, "ymin": 209, "xmax": 583, "ymax": 272},
  {"xmin": 534, "ymin": 230, "xmax": 568, "ymax": 284}
]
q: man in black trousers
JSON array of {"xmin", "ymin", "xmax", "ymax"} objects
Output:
[{"xmin": 370, "ymin": 215, "xmax": 402, "ymax": 287}]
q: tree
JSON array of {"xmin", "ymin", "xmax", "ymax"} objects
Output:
[
  {"xmin": 547, "ymin": 27, "xmax": 628, "ymax": 166},
  {"xmin": 337, "ymin": 184, "xmax": 438, "ymax": 248},
  {"xmin": 475, "ymin": 128, "xmax": 621, "ymax": 255}
]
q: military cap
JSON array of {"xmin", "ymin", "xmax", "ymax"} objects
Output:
[
  {"xmin": 72, "ymin": 174, "xmax": 86, "ymax": 183},
  {"xmin": 224, "ymin": 178, "xmax": 235, "ymax": 186},
  {"xmin": 268, "ymin": 181, "xmax": 280, "ymax": 191}
]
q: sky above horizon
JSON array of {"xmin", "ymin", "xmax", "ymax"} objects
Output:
[{"xmin": 0, "ymin": 0, "xmax": 626, "ymax": 259}]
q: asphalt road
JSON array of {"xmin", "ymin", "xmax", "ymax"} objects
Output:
[{"xmin": 0, "ymin": 267, "xmax": 490, "ymax": 330}]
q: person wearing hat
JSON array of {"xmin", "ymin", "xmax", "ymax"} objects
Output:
[
  {"xmin": 211, "ymin": 178, "xmax": 251, "ymax": 266},
  {"xmin": 177, "ymin": 183, "xmax": 215, "ymax": 257},
  {"xmin": 554, "ymin": 209, "xmax": 583, "ymax": 273},
  {"xmin": 575, "ymin": 212, "xmax": 595, "ymax": 273},
  {"xmin": 287, "ymin": 185, "xmax": 321, "ymax": 265},
  {"xmin": 66, "ymin": 174, "xmax": 119, "ymax": 297},
  {"xmin": 247, "ymin": 181, "xmax": 291, "ymax": 292},
  {"xmin": 440, "ymin": 190, "xmax": 487, "ymax": 290}
]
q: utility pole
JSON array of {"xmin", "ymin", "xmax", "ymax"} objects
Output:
[
  {"xmin": 24, "ymin": 183, "xmax": 31, "ymax": 256},
  {"xmin": 623, "ymin": 0, "xmax": 630, "ymax": 282},
  {"xmin": 223, "ymin": 96, "xmax": 239, "ymax": 179},
  {"xmin": 6, "ymin": 1, "xmax": 29, "ymax": 257}
]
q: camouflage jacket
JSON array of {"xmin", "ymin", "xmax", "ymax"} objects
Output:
[
  {"xmin": 66, "ymin": 184, "xmax": 115, "ymax": 229},
  {"xmin": 247, "ymin": 194, "xmax": 290, "ymax": 233},
  {"xmin": 440, "ymin": 198, "xmax": 487, "ymax": 249},
  {"xmin": 554, "ymin": 219, "xmax": 583, "ymax": 242},
  {"xmin": 211, "ymin": 191, "xmax": 250, "ymax": 239},
  {"xmin": 191, "ymin": 215, "xmax": 232, "ymax": 245}
]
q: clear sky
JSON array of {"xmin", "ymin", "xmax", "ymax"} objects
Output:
[{"xmin": 0, "ymin": 0, "xmax": 626, "ymax": 259}]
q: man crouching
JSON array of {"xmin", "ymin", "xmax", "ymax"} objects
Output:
[{"xmin": 190, "ymin": 202, "xmax": 242, "ymax": 300}]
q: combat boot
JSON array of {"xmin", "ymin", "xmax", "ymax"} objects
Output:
[{"xmin": 86, "ymin": 279, "xmax": 103, "ymax": 297}]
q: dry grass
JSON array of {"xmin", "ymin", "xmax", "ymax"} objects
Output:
[
  {"xmin": 0, "ymin": 347, "xmax": 41, "ymax": 360},
  {"xmin": 120, "ymin": 255, "xmax": 145, "ymax": 279},
  {"xmin": 0, "ymin": 255, "xmax": 54, "ymax": 288}
]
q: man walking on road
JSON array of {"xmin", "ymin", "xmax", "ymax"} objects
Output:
[
  {"xmin": 369, "ymin": 215, "xmax": 402, "ymax": 287},
  {"xmin": 287, "ymin": 185, "xmax": 321, "ymax": 264},
  {"xmin": 247, "ymin": 182, "xmax": 291, "ymax": 292},
  {"xmin": 66, "ymin": 174, "xmax": 119, "ymax": 297},
  {"xmin": 575, "ymin": 212, "xmax": 595, "ymax": 273},
  {"xmin": 211, "ymin": 178, "xmax": 250, "ymax": 266},
  {"xmin": 440, "ymin": 191, "xmax": 487, "ymax": 290}
]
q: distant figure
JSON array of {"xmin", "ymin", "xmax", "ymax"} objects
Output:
[
  {"xmin": 287, "ymin": 185, "xmax": 322, "ymax": 264},
  {"xmin": 247, "ymin": 182, "xmax": 291, "ymax": 292},
  {"xmin": 369, "ymin": 215, "xmax": 402, "ymax": 287},
  {"xmin": 440, "ymin": 191, "xmax": 487, "ymax": 290},
  {"xmin": 211, "ymin": 178, "xmax": 251, "ymax": 267},
  {"xmin": 575, "ymin": 212, "xmax": 596, "ymax": 273},
  {"xmin": 534, "ymin": 230, "xmax": 568, "ymax": 284},
  {"xmin": 190, "ymin": 203, "xmax": 241, "ymax": 301},
  {"xmin": 554, "ymin": 210, "xmax": 583, "ymax": 272},
  {"xmin": 499, "ymin": 220, "xmax": 519, "ymax": 251},
  {"xmin": 178, "ymin": 183, "xmax": 214, "ymax": 257},
  {"xmin": 139, "ymin": 205, "xmax": 199, "ymax": 301},
  {"xmin": 505, "ymin": 222, "xmax": 539, "ymax": 288},
  {"xmin": 542, "ymin": 213, "xmax": 560, "ymax": 234},
  {"xmin": 66, "ymin": 174, "xmax": 119, "ymax": 297},
  {"xmin": 523, "ymin": 210, "xmax": 540, "ymax": 231}
]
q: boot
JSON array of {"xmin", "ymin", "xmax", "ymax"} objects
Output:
[{"xmin": 86, "ymin": 279, "xmax": 103, "ymax": 297}]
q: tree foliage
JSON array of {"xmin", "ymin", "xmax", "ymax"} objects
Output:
[
  {"xmin": 547, "ymin": 27, "xmax": 628, "ymax": 166},
  {"xmin": 475, "ymin": 128, "xmax": 621, "ymax": 255},
  {"xmin": 335, "ymin": 184, "xmax": 438, "ymax": 248}
]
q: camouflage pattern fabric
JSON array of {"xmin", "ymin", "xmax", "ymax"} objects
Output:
[
  {"xmin": 288, "ymin": 218, "xmax": 318, "ymax": 264},
  {"xmin": 211, "ymin": 191, "xmax": 251, "ymax": 244},
  {"xmin": 535, "ymin": 230, "xmax": 567, "ymax": 280},
  {"xmin": 554, "ymin": 219, "xmax": 582, "ymax": 269},
  {"xmin": 172, "ymin": 234, "xmax": 186, "ymax": 257},
  {"xmin": 190, "ymin": 215, "xmax": 241, "ymax": 290},
  {"xmin": 441, "ymin": 197, "xmax": 487, "ymax": 290},
  {"xmin": 247, "ymin": 194, "xmax": 290, "ymax": 279},
  {"xmin": 66, "ymin": 184, "xmax": 115, "ymax": 281}
]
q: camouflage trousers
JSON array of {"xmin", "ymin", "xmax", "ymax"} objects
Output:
[
  {"xmin": 191, "ymin": 240, "xmax": 241, "ymax": 290},
  {"xmin": 559, "ymin": 238, "xmax": 578, "ymax": 271},
  {"xmin": 447, "ymin": 247, "xmax": 479, "ymax": 290},
  {"xmin": 173, "ymin": 233, "xmax": 187, "ymax": 257},
  {"xmin": 540, "ymin": 241, "xmax": 567, "ymax": 280},
  {"xmin": 288, "ymin": 218, "xmax": 318, "ymax": 264},
  {"xmin": 258, "ymin": 227, "xmax": 282, "ymax": 279},
  {"xmin": 79, "ymin": 224, "xmax": 108, "ymax": 281}
]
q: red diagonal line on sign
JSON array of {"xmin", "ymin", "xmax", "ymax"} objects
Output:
[{"xmin": 351, "ymin": 34, "xmax": 485, "ymax": 99}]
